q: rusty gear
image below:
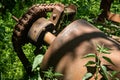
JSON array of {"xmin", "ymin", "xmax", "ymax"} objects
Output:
[
  {"xmin": 12, "ymin": 3, "xmax": 63, "ymax": 46},
  {"xmin": 12, "ymin": 3, "xmax": 76, "ymax": 76},
  {"xmin": 12, "ymin": 3, "xmax": 64, "ymax": 76}
]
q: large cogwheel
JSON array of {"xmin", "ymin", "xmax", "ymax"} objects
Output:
[{"xmin": 12, "ymin": 3, "xmax": 64, "ymax": 76}]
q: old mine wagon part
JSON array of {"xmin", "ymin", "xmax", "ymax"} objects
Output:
[
  {"xmin": 12, "ymin": 3, "xmax": 76, "ymax": 76},
  {"xmin": 97, "ymin": 0, "xmax": 120, "ymax": 23},
  {"xmin": 40, "ymin": 19, "xmax": 120, "ymax": 80},
  {"xmin": 12, "ymin": 3, "xmax": 120, "ymax": 79}
]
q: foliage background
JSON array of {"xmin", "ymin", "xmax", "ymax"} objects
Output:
[{"xmin": 0, "ymin": 0, "xmax": 119, "ymax": 79}]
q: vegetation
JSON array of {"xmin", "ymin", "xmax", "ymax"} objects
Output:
[
  {"xmin": 83, "ymin": 44, "xmax": 119, "ymax": 80},
  {"xmin": 0, "ymin": 0, "xmax": 120, "ymax": 79}
]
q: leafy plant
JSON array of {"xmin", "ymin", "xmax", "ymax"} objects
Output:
[
  {"xmin": 43, "ymin": 67, "xmax": 63, "ymax": 80},
  {"xmin": 83, "ymin": 44, "xmax": 119, "ymax": 80},
  {"xmin": 32, "ymin": 54, "xmax": 43, "ymax": 71},
  {"xmin": 1, "ymin": 0, "xmax": 120, "ymax": 79},
  {"xmin": 82, "ymin": 73, "xmax": 93, "ymax": 80}
]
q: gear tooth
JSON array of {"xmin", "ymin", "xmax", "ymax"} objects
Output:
[
  {"xmin": 36, "ymin": 4, "xmax": 40, "ymax": 7},
  {"xmin": 24, "ymin": 17, "xmax": 28, "ymax": 21},
  {"xmin": 28, "ymin": 9, "xmax": 35, "ymax": 15},
  {"xmin": 13, "ymin": 4, "xmax": 59, "ymax": 46},
  {"xmin": 41, "ymin": 4, "xmax": 45, "ymax": 6},
  {"xmin": 41, "ymin": 4, "xmax": 46, "ymax": 6},
  {"xmin": 13, "ymin": 3, "xmax": 59, "ymax": 45},
  {"xmin": 12, "ymin": 3, "xmax": 64, "ymax": 74},
  {"xmin": 18, "ymin": 24, "xmax": 24, "ymax": 31},
  {"xmin": 14, "ymin": 30, "xmax": 21, "ymax": 37},
  {"xmin": 22, "ymin": 15, "xmax": 28, "ymax": 21},
  {"xmin": 25, "ymin": 14, "xmax": 31, "ymax": 19},
  {"xmin": 27, "ymin": 11, "xmax": 33, "ymax": 15},
  {"xmin": 21, "ymin": 18, "xmax": 27, "ymax": 24},
  {"xmin": 17, "ymin": 32, "xmax": 21, "ymax": 37},
  {"xmin": 30, "ymin": 5, "xmax": 36, "ymax": 9},
  {"xmin": 49, "ymin": 3, "xmax": 53, "ymax": 6}
]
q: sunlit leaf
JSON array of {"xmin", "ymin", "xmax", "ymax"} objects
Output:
[
  {"xmin": 54, "ymin": 72, "xmax": 63, "ymax": 77},
  {"xmin": 102, "ymin": 56, "xmax": 115, "ymax": 65},
  {"xmin": 100, "ymin": 65, "xmax": 109, "ymax": 80},
  {"xmin": 43, "ymin": 67, "xmax": 54, "ymax": 78},
  {"xmin": 108, "ymin": 71, "xmax": 120, "ymax": 78},
  {"xmin": 83, "ymin": 53, "xmax": 96, "ymax": 58},
  {"xmin": 101, "ymin": 49, "xmax": 110, "ymax": 54},
  {"xmin": 82, "ymin": 72, "xmax": 93, "ymax": 80},
  {"xmin": 32, "ymin": 54, "xmax": 43, "ymax": 71},
  {"xmin": 85, "ymin": 61, "xmax": 96, "ymax": 66},
  {"xmin": 97, "ymin": 44, "xmax": 110, "ymax": 54},
  {"xmin": 101, "ymin": 47, "xmax": 111, "ymax": 54}
]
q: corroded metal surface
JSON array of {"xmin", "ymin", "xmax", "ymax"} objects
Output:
[
  {"xmin": 12, "ymin": 3, "xmax": 76, "ymax": 76},
  {"xmin": 40, "ymin": 19, "xmax": 120, "ymax": 80},
  {"xmin": 12, "ymin": 4, "xmax": 60, "ymax": 76},
  {"xmin": 28, "ymin": 17, "xmax": 54, "ymax": 46},
  {"xmin": 12, "ymin": 2, "xmax": 120, "ymax": 78}
]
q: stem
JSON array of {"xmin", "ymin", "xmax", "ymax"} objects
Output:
[
  {"xmin": 95, "ymin": 52, "xmax": 100, "ymax": 80},
  {"xmin": 95, "ymin": 66, "xmax": 99, "ymax": 80}
]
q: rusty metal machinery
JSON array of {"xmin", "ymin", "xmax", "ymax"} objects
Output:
[
  {"xmin": 12, "ymin": 3, "xmax": 77, "ymax": 76},
  {"xmin": 12, "ymin": 3, "xmax": 120, "ymax": 79},
  {"xmin": 40, "ymin": 19, "xmax": 120, "ymax": 79},
  {"xmin": 97, "ymin": 0, "xmax": 120, "ymax": 23}
]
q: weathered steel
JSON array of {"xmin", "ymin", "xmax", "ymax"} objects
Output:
[
  {"xmin": 12, "ymin": 2, "xmax": 120, "ymax": 79},
  {"xmin": 28, "ymin": 17, "xmax": 54, "ymax": 46},
  {"xmin": 44, "ymin": 32, "xmax": 56, "ymax": 45},
  {"xmin": 49, "ymin": 4, "xmax": 64, "ymax": 27},
  {"xmin": 12, "ymin": 4, "xmax": 58, "ymax": 76},
  {"xmin": 12, "ymin": 3, "xmax": 76, "ymax": 76},
  {"xmin": 40, "ymin": 19, "xmax": 120, "ymax": 80}
]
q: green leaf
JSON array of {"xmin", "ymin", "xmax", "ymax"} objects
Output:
[
  {"xmin": 111, "ymin": 71, "xmax": 119, "ymax": 77},
  {"xmin": 43, "ymin": 67, "xmax": 54, "ymax": 78},
  {"xmin": 101, "ymin": 47, "xmax": 111, "ymax": 54},
  {"xmin": 97, "ymin": 44, "xmax": 110, "ymax": 54},
  {"xmin": 82, "ymin": 73, "xmax": 93, "ymax": 80},
  {"xmin": 32, "ymin": 54, "xmax": 43, "ymax": 71},
  {"xmin": 0, "ymin": 3, "xmax": 2, "ymax": 8},
  {"xmin": 54, "ymin": 72, "xmax": 63, "ymax": 77},
  {"xmin": 108, "ymin": 71, "xmax": 120, "ymax": 78},
  {"xmin": 83, "ymin": 53, "xmax": 96, "ymax": 58},
  {"xmin": 43, "ymin": 67, "xmax": 63, "ymax": 79},
  {"xmin": 100, "ymin": 65, "xmax": 109, "ymax": 80},
  {"xmin": 114, "ymin": 78, "xmax": 120, "ymax": 80},
  {"xmin": 102, "ymin": 56, "xmax": 115, "ymax": 65},
  {"xmin": 85, "ymin": 61, "xmax": 96, "ymax": 66},
  {"xmin": 102, "ymin": 50, "xmax": 110, "ymax": 54},
  {"xmin": 44, "ymin": 71, "xmax": 53, "ymax": 78}
]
